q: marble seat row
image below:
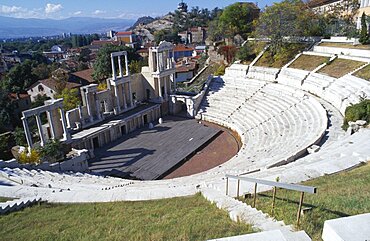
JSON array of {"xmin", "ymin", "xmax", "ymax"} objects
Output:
[{"xmin": 198, "ymin": 77, "xmax": 327, "ymax": 169}]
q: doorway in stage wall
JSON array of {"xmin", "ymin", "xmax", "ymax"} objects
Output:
[
  {"xmin": 93, "ymin": 137, "xmax": 99, "ymax": 149},
  {"xmin": 143, "ymin": 114, "xmax": 148, "ymax": 125},
  {"xmin": 121, "ymin": 125, "xmax": 127, "ymax": 136}
]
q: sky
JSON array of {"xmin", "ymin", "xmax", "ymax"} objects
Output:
[{"xmin": 0, "ymin": 0, "xmax": 280, "ymax": 19}]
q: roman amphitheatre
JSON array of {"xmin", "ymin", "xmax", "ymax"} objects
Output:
[{"xmin": 1, "ymin": 37, "xmax": 370, "ymax": 240}]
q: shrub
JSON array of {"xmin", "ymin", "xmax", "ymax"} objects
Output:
[
  {"xmin": 97, "ymin": 81, "xmax": 107, "ymax": 91},
  {"xmin": 214, "ymin": 65, "xmax": 226, "ymax": 76},
  {"xmin": 18, "ymin": 149, "xmax": 41, "ymax": 164},
  {"xmin": 38, "ymin": 140, "xmax": 65, "ymax": 163},
  {"xmin": 343, "ymin": 99, "xmax": 370, "ymax": 130}
]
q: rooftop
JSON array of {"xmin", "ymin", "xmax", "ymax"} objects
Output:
[
  {"xmin": 71, "ymin": 69, "xmax": 95, "ymax": 83},
  {"xmin": 308, "ymin": 0, "xmax": 341, "ymax": 8},
  {"xmin": 29, "ymin": 78, "xmax": 82, "ymax": 91}
]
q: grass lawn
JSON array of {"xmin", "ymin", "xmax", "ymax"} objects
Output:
[
  {"xmin": 319, "ymin": 42, "xmax": 370, "ymax": 50},
  {"xmin": 254, "ymin": 43, "xmax": 308, "ymax": 68},
  {"xmin": 0, "ymin": 193, "xmax": 254, "ymax": 241},
  {"xmin": 318, "ymin": 58, "xmax": 366, "ymax": 78},
  {"xmin": 241, "ymin": 163, "xmax": 370, "ymax": 241},
  {"xmin": 288, "ymin": 54, "xmax": 329, "ymax": 71},
  {"xmin": 0, "ymin": 197, "xmax": 13, "ymax": 202},
  {"xmin": 354, "ymin": 64, "xmax": 370, "ymax": 81}
]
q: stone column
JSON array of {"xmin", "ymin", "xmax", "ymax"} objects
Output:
[
  {"xmin": 172, "ymin": 73, "xmax": 176, "ymax": 92},
  {"xmin": 35, "ymin": 114, "xmax": 45, "ymax": 146},
  {"xmin": 156, "ymin": 51, "xmax": 160, "ymax": 72},
  {"xmin": 111, "ymin": 55, "xmax": 116, "ymax": 80},
  {"xmin": 59, "ymin": 108, "xmax": 70, "ymax": 141},
  {"xmin": 122, "ymin": 83, "xmax": 127, "ymax": 109},
  {"xmin": 172, "ymin": 50, "xmax": 175, "ymax": 66},
  {"xmin": 103, "ymin": 100, "xmax": 109, "ymax": 113},
  {"xmin": 158, "ymin": 78, "xmax": 162, "ymax": 98},
  {"xmin": 125, "ymin": 53, "xmax": 130, "ymax": 76},
  {"xmin": 85, "ymin": 94, "xmax": 93, "ymax": 122},
  {"xmin": 47, "ymin": 110, "xmax": 56, "ymax": 139},
  {"xmin": 164, "ymin": 77, "xmax": 168, "ymax": 100},
  {"xmin": 22, "ymin": 117, "xmax": 33, "ymax": 148},
  {"xmin": 128, "ymin": 82, "xmax": 133, "ymax": 107},
  {"xmin": 78, "ymin": 105, "xmax": 85, "ymax": 124},
  {"xmin": 118, "ymin": 56, "xmax": 123, "ymax": 77},
  {"xmin": 95, "ymin": 99, "xmax": 102, "ymax": 120},
  {"xmin": 114, "ymin": 85, "xmax": 121, "ymax": 113}
]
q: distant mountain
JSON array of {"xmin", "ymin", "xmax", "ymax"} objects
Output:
[
  {"xmin": 127, "ymin": 16, "xmax": 156, "ymax": 30},
  {"xmin": 0, "ymin": 16, "xmax": 136, "ymax": 38}
]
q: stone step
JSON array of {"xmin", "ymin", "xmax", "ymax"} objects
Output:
[{"xmin": 202, "ymin": 188, "xmax": 311, "ymax": 241}]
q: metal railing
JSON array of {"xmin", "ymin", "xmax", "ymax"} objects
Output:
[{"xmin": 225, "ymin": 174, "xmax": 317, "ymax": 226}]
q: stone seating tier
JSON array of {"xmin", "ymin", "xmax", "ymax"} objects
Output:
[{"xmin": 198, "ymin": 78, "xmax": 327, "ymax": 169}]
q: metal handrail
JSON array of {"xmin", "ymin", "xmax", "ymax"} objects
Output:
[
  {"xmin": 225, "ymin": 174, "xmax": 317, "ymax": 226},
  {"xmin": 225, "ymin": 175, "xmax": 317, "ymax": 194}
]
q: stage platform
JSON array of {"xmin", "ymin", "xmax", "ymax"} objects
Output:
[{"xmin": 89, "ymin": 117, "xmax": 221, "ymax": 180}]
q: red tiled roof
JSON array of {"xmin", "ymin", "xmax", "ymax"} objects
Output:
[
  {"xmin": 8, "ymin": 93, "xmax": 30, "ymax": 100},
  {"xmin": 116, "ymin": 31, "xmax": 134, "ymax": 36},
  {"xmin": 71, "ymin": 69, "xmax": 95, "ymax": 83},
  {"xmin": 174, "ymin": 44, "xmax": 194, "ymax": 52},
  {"xmin": 136, "ymin": 48, "xmax": 149, "ymax": 54},
  {"xmin": 29, "ymin": 78, "xmax": 81, "ymax": 91}
]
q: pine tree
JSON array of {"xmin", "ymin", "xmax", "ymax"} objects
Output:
[{"xmin": 359, "ymin": 13, "xmax": 369, "ymax": 44}]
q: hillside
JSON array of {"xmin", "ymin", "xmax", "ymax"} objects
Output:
[{"xmin": 132, "ymin": 14, "xmax": 175, "ymax": 42}]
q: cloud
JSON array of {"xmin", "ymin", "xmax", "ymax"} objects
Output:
[
  {"xmin": 0, "ymin": 5, "xmax": 24, "ymax": 14},
  {"xmin": 0, "ymin": 5, "xmax": 41, "ymax": 18},
  {"xmin": 93, "ymin": 10, "xmax": 106, "ymax": 15},
  {"xmin": 45, "ymin": 3, "xmax": 63, "ymax": 14},
  {"xmin": 73, "ymin": 11, "xmax": 82, "ymax": 15}
]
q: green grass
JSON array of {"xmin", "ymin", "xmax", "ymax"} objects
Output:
[
  {"xmin": 0, "ymin": 193, "xmax": 254, "ymax": 241},
  {"xmin": 354, "ymin": 64, "xmax": 370, "ymax": 81},
  {"xmin": 288, "ymin": 54, "xmax": 329, "ymax": 71},
  {"xmin": 319, "ymin": 58, "xmax": 366, "ymax": 78},
  {"xmin": 319, "ymin": 42, "xmax": 370, "ymax": 50},
  {"xmin": 255, "ymin": 43, "xmax": 308, "ymax": 68},
  {"xmin": 241, "ymin": 163, "xmax": 370, "ymax": 241},
  {"xmin": 0, "ymin": 197, "xmax": 13, "ymax": 202}
]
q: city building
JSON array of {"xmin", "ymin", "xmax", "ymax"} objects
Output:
[
  {"xmin": 173, "ymin": 44, "xmax": 194, "ymax": 61},
  {"xmin": 114, "ymin": 31, "xmax": 138, "ymax": 48},
  {"xmin": 27, "ymin": 78, "xmax": 81, "ymax": 101},
  {"xmin": 178, "ymin": 27, "xmax": 207, "ymax": 44}
]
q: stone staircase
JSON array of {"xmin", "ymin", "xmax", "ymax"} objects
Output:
[
  {"xmin": 0, "ymin": 196, "xmax": 42, "ymax": 215},
  {"xmin": 201, "ymin": 188, "xmax": 311, "ymax": 241}
]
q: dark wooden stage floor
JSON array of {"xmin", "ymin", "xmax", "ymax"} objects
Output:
[{"xmin": 89, "ymin": 116, "xmax": 220, "ymax": 180}]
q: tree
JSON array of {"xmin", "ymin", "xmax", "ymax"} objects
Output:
[
  {"xmin": 38, "ymin": 139, "xmax": 64, "ymax": 163},
  {"xmin": 255, "ymin": 0, "xmax": 322, "ymax": 56},
  {"xmin": 92, "ymin": 45, "xmax": 140, "ymax": 81},
  {"xmin": 217, "ymin": 45, "xmax": 237, "ymax": 64},
  {"xmin": 14, "ymin": 127, "xmax": 27, "ymax": 146},
  {"xmin": 2, "ymin": 60, "xmax": 38, "ymax": 93},
  {"xmin": 154, "ymin": 29, "xmax": 181, "ymax": 44},
  {"xmin": 31, "ymin": 94, "xmax": 51, "ymax": 108},
  {"xmin": 0, "ymin": 88, "xmax": 13, "ymax": 133},
  {"xmin": 78, "ymin": 47, "xmax": 91, "ymax": 62},
  {"xmin": 55, "ymin": 88, "xmax": 81, "ymax": 111},
  {"xmin": 359, "ymin": 13, "xmax": 369, "ymax": 44},
  {"xmin": 217, "ymin": 2, "xmax": 258, "ymax": 39},
  {"xmin": 236, "ymin": 44, "xmax": 255, "ymax": 63}
]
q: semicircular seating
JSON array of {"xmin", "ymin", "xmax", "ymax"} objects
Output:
[{"xmin": 198, "ymin": 76, "xmax": 328, "ymax": 169}]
